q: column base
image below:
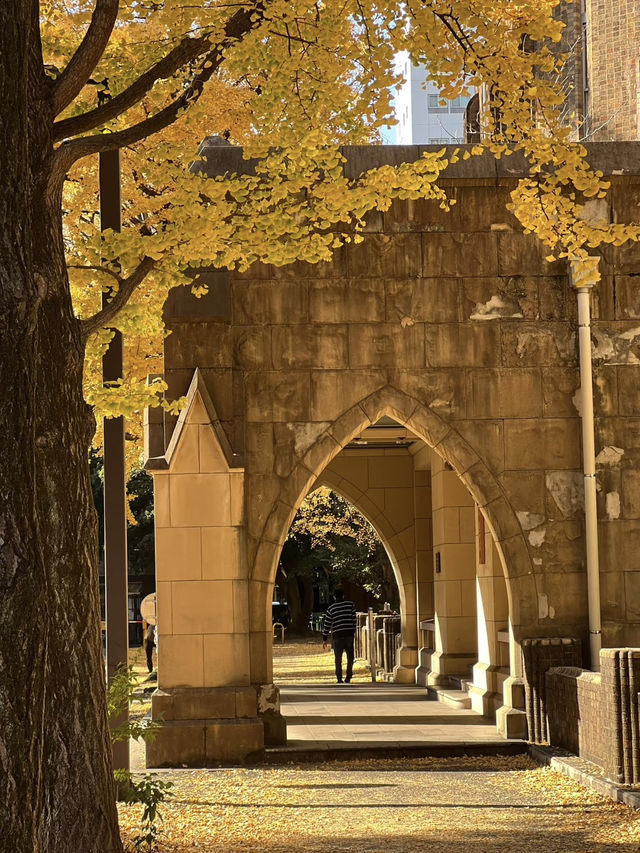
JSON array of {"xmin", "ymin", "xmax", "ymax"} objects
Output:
[
  {"xmin": 429, "ymin": 650, "xmax": 476, "ymax": 679},
  {"xmin": 146, "ymin": 687, "xmax": 264, "ymax": 767},
  {"xmin": 495, "ymin": 675, "xmax": 528, "ymax": 739},
  {"xmin": 415, "ymin": 647, "xmax": 434, "ymax": 686},
  {"xmin": 256, "ymin": 683, "xmax": 287, "ymax": 746},
  {"xmin": 496, "ymin": 705, "xmax": 527, "ymax": 739}
]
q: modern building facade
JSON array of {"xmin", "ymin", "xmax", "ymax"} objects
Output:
[{"xmin": 394, "ymin": 52, "xmax": 471, "ymax": 145}]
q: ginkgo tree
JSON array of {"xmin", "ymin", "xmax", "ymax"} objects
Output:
[{"xmin": 1, "ymin": 0, "xmax": 639, "ymax": 850}]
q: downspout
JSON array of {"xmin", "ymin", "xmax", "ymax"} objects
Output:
[{"xmin": 570, "ymin": 257, "xmax": 602, "ymax": 669}]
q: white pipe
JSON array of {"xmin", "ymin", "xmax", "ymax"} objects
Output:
[{"xmin": 572, "ymin": 272, "xmax": 602, "ymax": 669}]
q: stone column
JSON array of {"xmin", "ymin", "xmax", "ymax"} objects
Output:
[
  {"xmin": 469, "ymin": 511, "xmax": 510, "ymax": 716},
  {"xmin": 428, "ymin": 451, "xmax": 477, "ymax": 683},
  {"xmin": 412, "ymin": 445, "xmax": 434, "ymax": 686},
  {"xmin": 146, "ymin": 381, "xmax": 264, "ymax": 766},
  {"xmin": 495, "ymin": 624, "xmax": 528, "ymax": 739}
]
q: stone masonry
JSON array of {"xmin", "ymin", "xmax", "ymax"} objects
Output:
[{"xmin": 144, "ymin": 142, "xmax": 640, "ymax": 765}]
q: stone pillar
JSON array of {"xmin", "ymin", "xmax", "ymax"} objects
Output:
[
  {"xmin": 412, "ymin": 446, "xmax": 434, "ymax": 686},
  {"xmin": 146, "ymin": 379, "xmax": 264, "ymax": 766},
  {"xmin": 495, "ymin": 624, "xmax": 528, "ymax": 739},
  {"xmin": 428, "ymin": 451, "xmax": 477, "ymax": 683},
  {"xmin": 469, "ymin": 511, "xmax": 510, "ymax": 717}
]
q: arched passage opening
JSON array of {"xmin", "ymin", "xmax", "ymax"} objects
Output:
[
  {"xmin": 248, "ymin": 387, "xmax": 530, "ymax": 738},
  {"xmin": 272, "ymin": 485, "xmax": 402, "ymax": 684}
]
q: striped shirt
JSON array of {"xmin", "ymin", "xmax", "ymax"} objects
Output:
[{"xmin": 322, "ymin": 600, "xmax": 357, "ymax": 640}]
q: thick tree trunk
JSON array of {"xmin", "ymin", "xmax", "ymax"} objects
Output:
[{"xmin": 0, "ymin": 3, "xmax": 122, "ymax": 850}]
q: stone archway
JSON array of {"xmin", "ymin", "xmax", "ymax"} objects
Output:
[{"xmin": 248, "ymin": 384, "xmax": 533, "ymax": 642}]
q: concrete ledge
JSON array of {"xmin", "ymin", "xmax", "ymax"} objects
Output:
[
  {"xmin": 147, "ymin": 717, "xmax": 264, "ymax": 767},
  {"xmin": 265, "ymin": 740, "xmax": 528, "ymax": 764},
  {"xmin": 529, "ymin": 745, "xmax": 640, "ymax": 810}
]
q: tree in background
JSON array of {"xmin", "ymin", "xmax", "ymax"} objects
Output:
[
  {"xmin": 90, "ymin": 452, "xmax": 155, "ymax": 577},
  {"xmin": 279, "ymin": 488, "xmax": 398, "ymax": 633},
  {"xmin": 3, "ymin": 0, "xmax": 640, "ymax": 848}
]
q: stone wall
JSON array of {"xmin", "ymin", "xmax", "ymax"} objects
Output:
[{"xmin": 161, "ymin": 143, "xmax": 640, "ymax": 659}]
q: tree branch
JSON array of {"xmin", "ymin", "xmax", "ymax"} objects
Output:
[
  {"xmin": 52, "ymin": 2, "xmax": 265, "ymax": 176},
  {"xmin": 53, "ymin": 0, "xmax": 120, "ymax": 116},
  {"xmin": 53, "ymin": 32, "xmax": 213, "ymax": 141},
  {"xmin": 80, "ymin": 256, "xmax": 157, "ymax": 339}
]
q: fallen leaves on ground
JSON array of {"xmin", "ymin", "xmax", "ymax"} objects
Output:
[
  {"xmin": 118, "ymin": 756, "xmax": 640, "ymax": 852},
  {"xmin": 272, "ymin": 638, "xmax": 371, "ymax": 684}
]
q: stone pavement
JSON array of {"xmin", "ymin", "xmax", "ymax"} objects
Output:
[{"xmin": 272, "ymin": 682, "xmax": 521, "ymax": 758}]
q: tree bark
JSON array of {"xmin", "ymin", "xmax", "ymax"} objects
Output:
[{"xmin": 0, "ymin": 3, "xmax": 122, "ymax": 850}]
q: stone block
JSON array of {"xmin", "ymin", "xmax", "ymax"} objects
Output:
[
  {"xmin": 159, "ymin": 634, "xmax": 204, "ymax": 688},
  {"xmin": 542, "ymin": 367, "xmax": 580, "ymax": 417},
  {"xmin": 425, "ymin": 323, "xmax": 501, "ymax": 368},
  {"xmin": 310, "ymin": 278, "xmax": 385, "ymax": 323},
  {"xmin": 245, "ymin": 371, "xmax": 311, "ymax": 422},
  {"xmin": 454, "ymin": 420, "xmax": 505, "ymax": 475},
  {"xmin": 432, "ymin": 507, "xmax": 460, "ymax": 545},
  {"xmin": 461, "ymin": 275, "xmax": 539, "ymax": 321},
  {"xmin": 465, "ymin": 368, "xmax": 543, "ymax": 419},
  {"xmin": 232, "ymin": 327, "xmax": 271, "ymax": 369},
  {"xmin": 201, "ymin": 527, "xmax": 242, "ymax": 580},
  {"xmin": 205, "ymin": 719, "xmax": 264, "ymax": 763},
  {"xmin": 172, "ymin": 580, "xmax": 234, "ymax": 635},
  {"xmin": 152, "ymin": 687, "xmax": 237, "ymax": 721},
  {"xmin": 310, "ymin": 369, "xmax": 386, "ymax": 422},
  {"xmin": 436, "ymin": 543, "xmax": 477, "ymax": 581},
  {"xmin": 272, "ymin": 325, "xmax": 348, "ymax": 369},
  {"xmin": 155, "ymin": 582, "xmax": 172, "ymax": 638},
  {"xmin": 146, "ymin": 721, "xmax": 206, "ymax": 768},
  {"xmin": 499, "ymin": 471, "xmax": 546, "ymax": 517},
  {"xmin": 386, "ymin": 278, "xmax": 460, "ymax": 323},
  {"xmin": 250, "ymin": 630, "xmax": 273, "ymax": 684},
  {"xmin": 622, "ymin": 469, "xmax": 640, "ymax": 517},
  {"xmin": 500, "ymin": 322, "xmax": 577, "ymax": 367},
  {"xmin": 617, "ymin": 366, "xmax": 640, "ymax": 415},
  {"xmin": 169, "ymin": 473, "xmax": 231, "ymax": 527},
  {"xmin": 348, "ymin": 323, "xmax": 425, "ymax": 369},
  {"xmin": 165, "ymin": 322, "xmax": 232, "ymax": 370},
  {"xmin": 423, "ymin": 232, "xmax": 499, "ymax": 277},
  {"xmin": 497, "ymin": 232, "xmax": 565, "ymax": 277},
  {"xmin": 245, "ymin": 424, "xmax": 275, "ymax": 475},
  {"xmin": 156, "ymin": 527, "xmax": 202, "ymax": 582},
  {"xmin": 203, "ymin": 633, "xmax": 251, "ymax": 687},
  {"xmin": 391, "ymin": 368, "xmax": 467, "ymax": 420},
  {"xmin": 153, "ymin": 474, "xmax": 171, "ymax": 528},
  {"xmin": 232, "ymin": 279, "xmax": 309, "ymax": 324},
  {"xmin": 346, "ymin": 233, "xmax": 423, "ymax": 278},
  {"xmin": 504, "ymin": 419, "xmax": 581, "ymax": 470}
]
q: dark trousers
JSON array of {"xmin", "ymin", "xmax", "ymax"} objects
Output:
[
  {"xmin": 332, "ymin": 634, "xmax": 354, "ymax": 682},
  {"xmin": 145, "ymin": 642, "xmax": 154, "ymax": 672}
]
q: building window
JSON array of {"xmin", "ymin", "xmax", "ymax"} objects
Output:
[{"xmin": 428, "ymin": 93, "xmax": 448, "ymax": 112}]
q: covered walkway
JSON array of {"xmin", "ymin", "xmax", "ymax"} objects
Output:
[{"xmin": 272, "ymin": 682, "xmax": 522, "ymax": 759}]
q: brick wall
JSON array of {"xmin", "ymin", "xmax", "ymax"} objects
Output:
[
  {"xmin": 546, "ymin": 666, "xmax": 605, "ymax": 768},
  {"xmin": 587, "ymin": 0, "xmax": 640, "ymax": 140},
  {"xmin": 545, "ymin": 649, "xmax": 640, "ymax": 785},
  {"xmin": 522, "ymin": 638, "xmax": 582, "ymax": 743}
]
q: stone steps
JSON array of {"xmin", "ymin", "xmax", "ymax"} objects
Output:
[{"xmin": 426, "ymin": 674, "xmax": 474, "ymax": 710}]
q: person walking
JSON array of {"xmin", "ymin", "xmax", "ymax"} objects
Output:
[
  {"xmin": 322, "ymin": 589, "xmax": 357, "ymax": 683},
  {"xmin": 143, "ymin": 622, "xmax": 156, "ymax": 673}
]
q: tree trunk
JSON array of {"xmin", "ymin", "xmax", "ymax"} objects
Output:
[{"xmin": 0, "ymin": 4, "xmax": 122, "ymax": 850}]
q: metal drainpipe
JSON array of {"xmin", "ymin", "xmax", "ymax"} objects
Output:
[{"xmin": 571, "ymin": 261, "xmax": 602, "ymax": 669}]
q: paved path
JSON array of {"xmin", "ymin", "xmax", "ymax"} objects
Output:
[{"xmin": 278, "ymin": 682, "xmax": 511, "ymax": 751}]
